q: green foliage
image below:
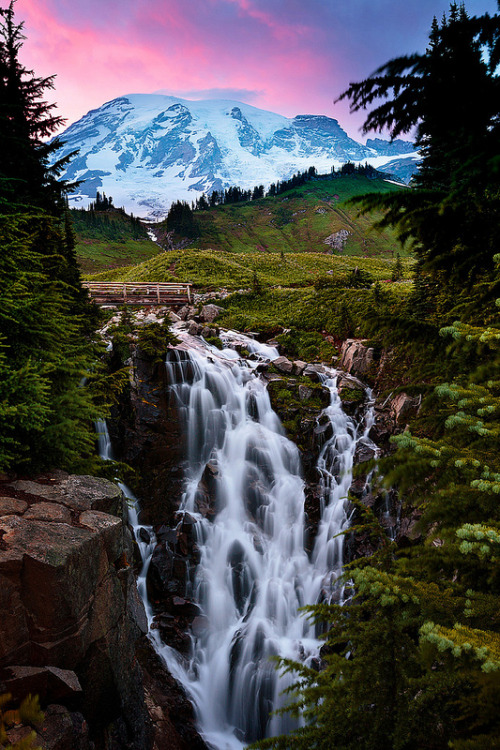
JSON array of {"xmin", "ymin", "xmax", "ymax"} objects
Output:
[
  {"xmin": 255, "ymin": 7, "xmax": 500, "ymax": 749},
  {"xmin": 189, "ymin": 175, "xmax": 406, "ymax": 258},
  {"xmin": 0, "ymin": 693, "xmax": 44, "ymax": 750},
  {"xmin": 136, "ymin": 321, "xmax": 180, "ymax": 362},
  {"xmin": 205, "ymin": 336, "xmax": 224, "ymax": 350},
  {"xmin": 70, "ymin": 206, "xmax": 148, "ymax": 241},
  {"xmin": 165, "ymin": 199, "xmax": 199, "ymax": 238},
  {"xmin": 339, "ymin": 3, "xmax": 500, "ymax": 297},
  {"xmin": 0, "ymin": 3, "xmax": 74, "ymax": 213},
  {"xmin": 391, "ymin": 252, "xmax": 403, "ymax": 282},
  {"xmin": 86, "ymin": 245, "xmax": 413, "ymax": 292},
  {"xmin": 276, "ymin": 330, "xmax": 337, "ymax": 363},
  {"xmin": 0, "ymin": 4, "xmax": 112, "ymax": 473}
]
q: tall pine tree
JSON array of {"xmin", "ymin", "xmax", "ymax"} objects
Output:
[{"xmin": 0, "ymin": 1, "xmax": 104, "ymax": 472}]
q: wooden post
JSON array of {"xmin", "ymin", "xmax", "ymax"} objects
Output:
[
  {"xmin": 157, "ymin": 283, "xmax": 160, "ymax": 304},
  {"xmin": 187, "ymin": 284, "xmax": 191, "ymax": 303},
  {"xmin": 123, "ymin": 284, "xmax": 126, "ymax": 301}
]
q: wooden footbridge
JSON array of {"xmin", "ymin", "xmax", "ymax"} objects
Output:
[{"xmin": 82, "ymin": 282, "xmax": 192, "ymax": 307}]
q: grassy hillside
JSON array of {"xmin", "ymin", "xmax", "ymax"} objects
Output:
[
  {"xmin": 86, "ymin": 248, "xmax": 413, "ymax": 291},
  {"xmin": 78, "ymin": 174, "xmax": 410, "ymax": 279},
  {"xmin": 184, "ymin": 175, "xmax": 407, "ymax": 257},
  {"xmin": 71, "ymin": 208, "xmax": 160, "ymax": 273}
]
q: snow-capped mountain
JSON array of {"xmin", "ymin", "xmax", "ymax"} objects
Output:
[{"xmin": 56, "ymin": 94, "xmax": 418, "ymax": 218}]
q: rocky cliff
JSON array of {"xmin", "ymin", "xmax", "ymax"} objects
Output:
[
  {"xmin": 0, "ymin": 471, "xmax": 205, "ymax": 750},
  {"xmin": 0, "ymin": 473, "xmax": 151, "ymax": 749}
]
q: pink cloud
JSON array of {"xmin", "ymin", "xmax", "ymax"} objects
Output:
[
  {"xmin": 14, "ymin": 0, "xmax": 367, "ymax": 135},
  {"xmin": 221, "ymin": 0, "xmax": 311, "ymax": 42}
]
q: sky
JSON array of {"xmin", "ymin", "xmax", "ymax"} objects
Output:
[{"xmin": 12, "ymin": 0, "xmax": 500, "ymax": 140}]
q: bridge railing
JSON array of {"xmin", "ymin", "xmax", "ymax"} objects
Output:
[{"xmin": 82, "ymin": 282, "xmax": 192, "ymax": 305}]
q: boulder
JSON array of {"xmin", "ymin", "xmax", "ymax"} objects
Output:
[
  {"xmin": 390, "ymin": 392, "xmax": 421, "ymax": 423},
  {"xmin": 34, "ymin": 704, "xmax": 91, "ymax": 750},
  {"xmin": 23, "ymin": 502, "xmax": 72, "ymax": 524},
  {"xmin": 188, "ymin": 321, "xmax": 202, "ymax": 336},
  {"xmin": 271, "ymin": 356, "xmax": 293, "ymax": 374},
  {"xmin": 293, "ymin": 360, "xmax": 308, "ymax": 376},
  {"xmin": 339, "ymin": 339, "xmax": 375, "ymax": 378},
  {"xmin": 302, "ymin": 365, "xmax": 323, "ymax": 382},
  {"xmin": 177, "ymin": 305, "xmax": 196, "ymax": 321},
  {"xmin": 199, "ymin": 304, "xmax": 224, "ymax": 324},
  {"xmin": 8, "ymin": 475, "xmax": 123, "ymax": 517},
  {"xmin": 0, "ymin": 497, "xmax": 28, "ymax": 515},
  {"xmin": 1, "ymin": 665, "xmax": 82, "ymax": 706},
  {"xmin": 298, "ymin": 385, "xmax": 314, "ymax": 402}
]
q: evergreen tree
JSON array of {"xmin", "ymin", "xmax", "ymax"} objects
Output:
[
  {"xmin": 0, "ymin": 2, "xmax": 106, "ymax": 472},
  {"xmin": 338, "ymin": 3, "xmax": 500, "ymax": 293},
  {"xmin": 0, "ymin": 2, "xmax": 74, "ymax": 213}
]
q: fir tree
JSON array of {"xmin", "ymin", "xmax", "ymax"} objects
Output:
[
  {"xmin": 338, "ymin": 3, "xmax": 500, "ymax": 293},
  {"xmin": 0, "ymin": 1, "xmax": 75, "ymax": 213},
  {"xmin": 0, "ymin": 2, "xmax": 107, "ymax": 472}
]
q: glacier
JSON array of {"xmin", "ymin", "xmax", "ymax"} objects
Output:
[{"xmin": 55, "ymin": 93, "xmax": 418, "ymax": 219}]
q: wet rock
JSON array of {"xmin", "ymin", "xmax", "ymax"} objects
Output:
[
  {"xmin": 138, "ymin": 527, "xmax": 151, "ymax": 544},
  {"xmin": 303, "ymin": 365, "xmax": 323, "ymax": 382},
  {"xmin": 314, "ymin": 414, "xmax": 333, "ymax": 443},
  {"xmin": 194, "ymin": 463, "xmax": 219, "ymax": 517},
  {"xmin": 177, "ymin": 305, "xmax": 196, "ymax": 321},
  {"xmin": 170, "ymin": 597, "xmax": 201, "ymax": 618},
  {"xmin": 148, "ymin": 543, "xmax": 174, "ymax": 596},
  {"xmin": 349, "ymin": 477, "xmax": 367, "ymax": 498},
  {"xmin": 271, "ymin": 356, "xmax": 293, "ymax": 374},
  {"xmin": 354, "ymin": 442, "xmax": 377, "ymax": 464},
  {"xmin": 153, "ymin": 616, "xmax": 191, "ymax": 654},
  {"xmin": 191, "ymin": 616, "xmax": 209, "ymax": 638},
  {"xmin": 188, "ymin": 321, "xmax": 203, "ymax": 336},
  {"xmin": 137, "ymin": 639, "xmax": 207, "ymax": 750},
  {"xmin": 110, "ymin": 346, "xmax": 185, "ymax": 526},
  {"xmin": 156, "ymin": 525, "xmax": 178, "ymax": 546}
]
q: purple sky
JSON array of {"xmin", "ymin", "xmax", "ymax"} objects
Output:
[{"xmin": 12, "ymin": 0, "xmax": 499, "ymax": 139}]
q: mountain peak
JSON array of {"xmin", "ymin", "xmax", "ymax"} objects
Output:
[{"xmin": 55, "ymin": 94, "xmax": 418, "ymax": 218}]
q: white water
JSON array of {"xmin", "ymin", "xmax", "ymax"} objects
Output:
[
  {"xmin": 96, "ymin": 334, "xmax": 377, "ymax": 749},
  {"xmin": 158, "ymin": 334, "xmax": 376, "ymax": 748}
]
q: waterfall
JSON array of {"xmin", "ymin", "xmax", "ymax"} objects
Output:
[
  {"xmin": 94, "ymin": 419, "xmax": 157, "ymax": 628},
  {"xmin": 157, "ymin": 334, "xmax": 376, "ymax": 749},
  {"xmin": 96, "ymin": 333, "xmax": 377, "ymax": 749}
]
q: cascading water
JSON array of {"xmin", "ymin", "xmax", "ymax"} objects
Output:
[
  {"xmin": 94, "ymin": 420, "xmax": 157, "ymax": 628},
  {"xmin": 156, "ymin": 332, "xmax": 377, "ymax": 749},
  {"xmin": 96, "ymin": 332, "xmax": 377, "ymax": 749}
]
